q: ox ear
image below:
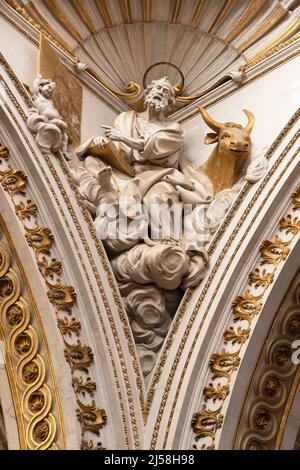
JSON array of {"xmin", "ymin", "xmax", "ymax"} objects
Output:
[{"xmin": 204, "ymin": 132, "xmax": 219, "ymax": 145}]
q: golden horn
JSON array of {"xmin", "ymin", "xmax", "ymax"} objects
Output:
[
  {"xmin": 198, "ymin": 107, "xmax": 225, "ymax": 132},
  {"xmin": 243, "ymin": 109, "xmax": 255, "ymax": 134}
]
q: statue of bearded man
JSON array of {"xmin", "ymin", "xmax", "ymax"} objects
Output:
[{"xmin": 72, "ymin": 77, "xmax": 212, "ymax": 289}]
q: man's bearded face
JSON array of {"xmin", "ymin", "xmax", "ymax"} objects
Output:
[{"xmin": 144, "ymin": 79, "xmax": 174, "ymax": 112}]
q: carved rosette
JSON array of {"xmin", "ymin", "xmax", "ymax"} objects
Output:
[
  {"xmin": 0, "ymin": 145, "xmax": 106, "ymax": 449},
  {"xmin": 192, "ymin": 185, "xmax": 300, "ymax": 450}
]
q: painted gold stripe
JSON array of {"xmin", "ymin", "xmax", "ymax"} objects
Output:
[
  {"xmin": 225, "ymin": 0, "xmax": 267, "ymax": 43},
  {"xmin": 170, "ymin": 0, "xmax": 182, "ymax": 24},
  {"xmin": 143, "ymin": 0, "xmax": 152, "ymax": 22},
  {"xmin": 191, "ymin": 0, "xmax": 208, "ymax": 28},
  {"xmin": 209, "ymin": 0, "xmax": 237, "ymax": 35},
  {"xmin": 119, "ymin": 0, "xmax": 132, "ymax": 24},
  {"xmin": 246, "ymin": 18, "xmax": 300, "ymax": 68},
  {"xmin": 95, "ymin": 0, "xmax": 113, "ymax": 28},
  {"xmin": 42, "ymin": 0, "xmax": 84, "ymax": 43},
  {"xmin": 238, "ymin": 4, "xmax": 287, "ymax": 53},
  {"xmin": 69, "ymin": 0, "xmax": 98, "ymax": 34}
]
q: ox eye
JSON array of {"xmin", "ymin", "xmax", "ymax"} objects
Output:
[{"xmin": 222, "ymin": 133, "xmax": 230, "ymax": 139}]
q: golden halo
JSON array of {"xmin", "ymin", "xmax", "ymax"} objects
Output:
[{"xmin": 143, "ymin": 62, "xmax": 185, "ymax": 95}]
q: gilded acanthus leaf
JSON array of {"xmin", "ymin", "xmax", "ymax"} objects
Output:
[
  {"xmin": 1, "ymin": 169, "xmax": 28, "ymax": 196},
  {"xmin": 223, "ymin": 326, "xmax": 250, "ymax": 345},
  {"xmin": 279, "ymin": 215, "xmax": 300, "ymax": 235},
  {"xmin": 64, "ymin": 339, "xmax": 94, "ymax": 372},
  {"xmin": 232, "ymin": 290, "xmax": 262, "ymax": 323},
  {"xmin": 57, "ymin": 317, "xmax": 81, "ymax": 336},
  {"xmin": 25, "ymin": 225, "xmax": 54, "ymax": 257},
  {"xmin": 209, "ymin": 349, "xmax": 240, "ymax": 380},
  {"xmin": 38, "ymin": 257, "xmax": 62, "ymax": 279},
  {"xmin": 47, "ymin": 283, "xmax": 76, "ymax": 312},
  {"xmin": 292, "ymin": 186, "xmax": 300, "ymax": 210},
  {"xmin": 192, "ymin": 405, "xmax": 223, "ymax": 442},
  {"xmin": 15, "ymin": 199, "xmax": 38, "ymax": 220},
  {"xmin": 260, "ymin": 235, "xmax": 290, "ymax": 266},
  {"xmin": 248, "ymin": 268, "xmax": 274, "ymax": 288},
  {"xmin": 0, "ymin": 145, "xmax": 9, "ymax": 160},
  {"xmin": 72, "ymin": 376, "xmax": 96, "ymax": 396}
]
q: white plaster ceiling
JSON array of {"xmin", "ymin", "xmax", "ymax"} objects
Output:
[{"xmin": 7, "ymin": 0, "xmax": 300, "ymax": 95}]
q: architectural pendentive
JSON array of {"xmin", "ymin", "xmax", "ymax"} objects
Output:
[
  {"xmin": 234, "ymin": 266, "xmax": 300, "ymax": 450},
  {"xmin": 1, "ymin": 0, "xmax": 300, "ymax": 452}
]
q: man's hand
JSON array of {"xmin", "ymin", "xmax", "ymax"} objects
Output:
[
  {"xmin": 102, "ymin": 125, "xmax": 124, "ymax": 142},
  {"xmin": 93, "ymin": 135, "xmax": 109, "ymax": 148}
]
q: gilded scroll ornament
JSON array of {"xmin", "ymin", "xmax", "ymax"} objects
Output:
[
  {"xmin": 0, "ymin": 240, "xmax": 58, "ymax": 449},
  {"xmin": 0, "ymin": 144, "xmax": 107, "ymax": 449},
  {"xmin": 192, "ymin": 182, "xmax": 300, "ymax": 449}
]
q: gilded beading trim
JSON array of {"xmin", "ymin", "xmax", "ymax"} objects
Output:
[
  {"xmin": 233, "ymin": 268, "xmax": 300, "ymax": 450},
  {"xmin": 191, "ymin": 185, "xmax": 300, "ymax": 450},
  {"xmin": 0, "ymin": 145, "xmax": 106, "ymax": 450}
]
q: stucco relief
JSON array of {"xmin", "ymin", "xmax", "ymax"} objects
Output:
[{"xmin": 26, "ymin": 75, "xmax": 267, "ymax": 380}]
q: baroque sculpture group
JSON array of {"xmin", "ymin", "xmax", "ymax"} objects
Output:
[{"xmin": 27, "ymin": 76, "xmax": 268, "ymax": 381}]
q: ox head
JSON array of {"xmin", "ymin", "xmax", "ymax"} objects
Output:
[
  {"xmin": 198, "ymin": 107, "xmax": 255, "ymax": 194},
  {"xmin": 198, "ymin": 106, "xmax": 254, "ymax": 159}
]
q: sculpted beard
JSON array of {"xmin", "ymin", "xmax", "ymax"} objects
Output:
[{"xmin": 144, "ymin": 89, "xmax": 170, "ymax": 112}]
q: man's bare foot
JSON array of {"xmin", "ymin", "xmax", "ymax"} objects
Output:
[{"xmin": 98, "ymin": 166, "xmax": 114, "ymax": 192}]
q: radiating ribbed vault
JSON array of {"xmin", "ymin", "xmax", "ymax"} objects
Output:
[{"xmin": 6, "ymin": 0, "xmax": 300, "ymax": 97}]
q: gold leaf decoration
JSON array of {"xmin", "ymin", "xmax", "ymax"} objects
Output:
[
  {"xmin": 25, "ymin": 226, "xmax": 54, "ymax": 256},
  {"xmin": 72, "ymin": 376, "xmax": 96, "ymax": 396},
  {"xmin": 15, "ymin": 199, "xmax": 38, "ymax": 220},
  {"xmin": 58, "ymin": 317, "xmax": 81, "ymax": 336},
  {"xmin": 292, "ymin": 186, "xmax": 300, "ymax": 210},
  {"xmin": 38, "ymin": 257, "xmax": 62, "ymax": 278},
  {"xmin": 279, "ymin": 215, "xmax": 300, "ymax": 235},
  {"xmin": 260, "ymin": 236, "xmax": 290, "ymax": 266},
  {"xmin": 192, "ymin": 405, "xmax": 223, "ymax": 445},
  {"xmin": 232, "ymin": 290, "xmax": 262, "ymax": 323},
  {"xmin": 223, "ymin": 326, "xmax": 250, "ymax": 345},
  {"xmin": 0, "ymin": 145, "xmax": 9, "ymax": 160},
  {"xmin": 203, "ymin": 383, "xmax": 230, "ymax": 403},
  {"xmin": 1, "ymin": 169, "xmax": 28, "ymax": 196},
  {"xmin": 47, "ymin": 283, "xmax": 77, "ymax": 312},
  {"xmin": 209, "ymin": 349, "xmax": 240, "ymax": 380},
  {"xmin": 76, "ymin": 400, "xmax": 107, "ymax": 435}
]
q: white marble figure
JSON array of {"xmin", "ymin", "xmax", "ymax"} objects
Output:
[
  {"xmin": 71, "ymin": 76, "xmax": 267, "ymax": 381},
  {"xmin": 27, "ymin": 75, "xmax": 69, "ymax": 157}
]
